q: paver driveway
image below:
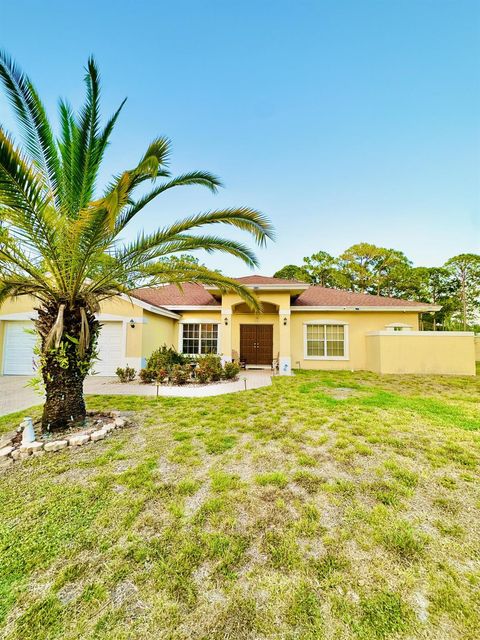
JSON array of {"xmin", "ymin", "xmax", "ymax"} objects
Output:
[{"xmin": 0, "ymin": 370, "xmax": 272, "ymax": 416}]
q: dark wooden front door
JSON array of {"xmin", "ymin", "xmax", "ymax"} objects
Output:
[{"xmin": 240, "ymin": 324, "xmax": 273, "ymax": 365}]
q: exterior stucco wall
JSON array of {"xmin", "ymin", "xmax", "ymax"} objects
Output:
[
  {"xmin": 366, "ymin": 332, "xmax": 476, "ymax": 375},
  {"xmin": 142, "ymin": 311, "xmax": 177, "ymax": 366},
  {"xmin": 290, "ymin": 311, "xmax": 419, "ymax": 370},
  {"xmin": 0, "ymin": 295, "xmax": 39, "ymax": 315},
  {"xmin": 222, "ymin": 291, "xmax": 290, "ymax": 310},
  {"xmin": 98, "ymin": 296, "xmax": 146, "ymax": 319}
]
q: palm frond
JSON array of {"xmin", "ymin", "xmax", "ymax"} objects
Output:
[
  {"xmin": 115, "ymin": 171, "xmax": 223, "ymax": 231},
  {"xmin": 0, "ymin": 126, "xmax": 49, "ymax": 213},
  {"xmin": 68, "ymin": 57, "xmax": 103, "ymax": 213},
  {"xmin": 138, "ymin": 263, "xmax": 261, "ymax": 310},
  {"xmin": 57, "ymin": 99, "xmax": 75, "ymax": 210},
  {"xmin": 95, "ymin": 97, "xmax": 127, "ymax": 160},
  {"xmin": 115, "ymin": 232, "xmax": 259, "ymax": 268},
  {"xmin": 147, "ymin": 208, "xmax": 275, "ymax": 246},
  {"xmin": 137, "ymin": 137, "xmax": 171, "ymax": 175},
  {"xmin": 0, "ymin": 51, "xmax": 61, "ymax": 202},
  {"xmin": 0, "ymin": 275, "xmax": 50, "ymax": 305},
  {"xmin": 0, "ymin": 239, "xmax": 57, "ymax": 297},
  {"xmin": 0, "ymin": 128, "xmax": 64, "ymax": 282}
]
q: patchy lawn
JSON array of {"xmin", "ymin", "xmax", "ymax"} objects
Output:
[{"xmin": 0, "ymin": 370, "xmax": 479, "ymax": 640}]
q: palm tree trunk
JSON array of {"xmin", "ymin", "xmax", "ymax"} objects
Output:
[
  {"xmin": 42, "ymin": 365, "xmax": 86, "ymax": 430},
  {"xmin": 36, "ymin": 302, "xmax": 99, "ymax": 432}
]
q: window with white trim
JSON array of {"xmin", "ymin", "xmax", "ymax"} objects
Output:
[
  {"xmin": 305, "ymin": 324, "xmax": 347, "ymax": 358},
  {"xmin": 182, "ymin": 323, "xmax": 218, "ymax": 354}
]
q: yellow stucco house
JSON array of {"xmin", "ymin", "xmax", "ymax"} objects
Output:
[{"xmin": 0, "ymin": 275, "xmax": 476, "ymax": 376}]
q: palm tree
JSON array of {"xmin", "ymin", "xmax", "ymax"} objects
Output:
[{"xmin": 0, "ymin": 53, "xmax": 274, "ymax": 431}]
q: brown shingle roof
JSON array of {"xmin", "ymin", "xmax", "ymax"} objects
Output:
[
  {"xmin": 133, "ymin": 283, "xmax": 220, "ymax": 307},
  {"xmin": 293, "ymin": 286, "xmax": 434, "ymax": 308},
  {"xmin": 132, "ymin": 280, "xmax": 436, "ymax": 310}
]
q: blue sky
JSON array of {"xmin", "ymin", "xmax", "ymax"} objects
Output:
[{"xmin": 1, "ymin": 0, "xmax": 479, "ymax": 275}]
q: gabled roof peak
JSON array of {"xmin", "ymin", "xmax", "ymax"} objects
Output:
[{"xmin": 234, "ymin": 275, "xmax": 308, "ymax": 285}]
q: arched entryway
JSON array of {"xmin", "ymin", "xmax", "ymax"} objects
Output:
[{"xmin": 231, "ymin": 301, "xmax": 279, "ymax": 368}]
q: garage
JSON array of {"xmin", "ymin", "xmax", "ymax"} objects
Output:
[
  {"xmin": 2, "ymin": 321, "xmax": 37, "ymax": 375},
  {"xmin": 2, "ymin": 320, "xmax": 124, "ymax": 377},
  {"xmin": 95, "ymin": 322, "xmax": 124, "ymax": 376}
]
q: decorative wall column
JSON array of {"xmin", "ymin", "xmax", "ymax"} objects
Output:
[
  {"xmin": 220, "ymin": 308, "xmax": 233, "ymax": 364},
  {"xmin": 278, "ymin": 308, "xmax": 292, "ymax": 375}
]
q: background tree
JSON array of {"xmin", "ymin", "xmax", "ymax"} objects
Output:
[
  {"xmin": 445, "ymin": 254, "xmax": 480, "ymax": 330},
  {"xmin": 338, "ymin": 243, "xmax": 412, "ymax": 295},
  {"xmin": 410, "ymin": 266, "xmax": 458, "ymax": 330},
  {"xmin": 159, "ymin": 254, "xmax": 208, "ymax": 270},
  {"xmin": 273, "ymin": 245, "xmax": 478, "ymax": 331},
  {"xmin": 301, "ymin": 251, "xmax": 344, "ymax": 287},
  {"xmin": 273, "ymin": 264, "xmax": 310, "ymax": 282},
  {"xmin": 0, "ymin": 53, "xmax": 273, "ymax": 431}
]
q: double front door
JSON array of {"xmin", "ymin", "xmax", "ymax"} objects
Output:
[{"xmin": 240, "ymin": 324, "xmax": 273, "ymax": 365}]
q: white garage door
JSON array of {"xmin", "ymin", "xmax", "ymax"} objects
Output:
[
  {"xmin": 3, "ymin": 321, "xmax": 37, "ymax": 375},
  {"xmin": 95, "ymin": 322, "xmax": 124, "ymax": 376}
]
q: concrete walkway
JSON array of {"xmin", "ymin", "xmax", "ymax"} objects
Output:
[{"xmin": 0, "ymin": 370, "xmax": 272, "ymax": 416}]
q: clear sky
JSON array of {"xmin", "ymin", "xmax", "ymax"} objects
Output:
[{"xmin": 1, "ymin": 0, "xmax": 479, "ymax": 275}]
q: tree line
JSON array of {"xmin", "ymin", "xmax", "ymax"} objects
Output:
[{"xmin": 273, "ymin": 243, "xmax": 480, "ymax": 331}]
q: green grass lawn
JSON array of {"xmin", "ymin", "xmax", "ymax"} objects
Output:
[{"xmin": 1, "ymin": 370, "xmax": 479, "ymax": 640}]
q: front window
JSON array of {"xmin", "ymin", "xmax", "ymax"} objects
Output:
[
  {"xmin": 305, "ymin": 324, "xmax": 346, "ymax": 358},
  {"xmin": 182, "ymin": 323, "xmax": 218, "ymax": 354}
]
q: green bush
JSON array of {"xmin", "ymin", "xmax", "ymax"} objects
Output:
[
  {"xmin": 147, "ymin": 345, "xmax": 185, "ymax": 371},
  {"xmin": 115, "ymin": 366, "xmax": 136, "ymax": 383},
  {"xmin": 223, "ymin": 361, "xmax": 240, "ymax": 380},
  {"xmin": 140, "ymin": 366, "xmax": 171, "ymax": 384},
  {"xmin": 139, "ymin": 346, "xmax": 186, "ymax": 383},
  {"xmin": 140, "ymin": 350, "xmax": 239, "ymax": 385},
  {"xmin": 170, "ymin": 364, "xmax": 191, "ymax": 385},
  {"xmin": 139, "ymin": 368, "xmax": 155, "ymax": 384},
  {"xmin": 195, "ymin": 354, "xmax": 223, "ymax": 383},
  {"xmin": 154, "ymin": 367, "xmax": 169, "ymax": 383}
]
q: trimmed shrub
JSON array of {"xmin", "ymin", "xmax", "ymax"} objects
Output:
[
  {"xmin": 154, "ymin": 367, "xmax": 169, "ymax": 384},
  {"xmin": 139, "ymin": 345, "xmax": 186, "ymax": 383},
  {"xmin": 116, "ymin": 366, "xmax": 136, "ymax": 383},
  {"xmin": 170, "ymin": 364, "xmax": 191, "ymax": 385},
  {"xmin": 223, "ymin": 361, "xmax": 240, "ymax": 380},
  {"xmin": 139, "ymin": 368, "xmax": 155, "ymax": 384},
  {"xmin": 195, "ymin": 354, "xmax": 223, "ymax": 383},
  {"xmin": 147, "ymin": 345, "xmax": 185, "ymax": 371}
]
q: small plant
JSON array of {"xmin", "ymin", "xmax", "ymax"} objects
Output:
[
  {"xmin": 381, "ymin": 519, "xmax": 428, "ymax": 559},
  {"xmin": 195, "ymin": 354, "xmax": 223, "ymax": 383},
  {"xmin": 223, "ymin": 361, "xmax": 240, "ymax": 380},
  {"xmin": 139, "ymin": 368, "xmax": 155, "ymax": 384},
  {"xmin": 255, "ymin": 471, "xmax": 289, "ymax": 488},
  {"xmin": 116, "ymin": 366, "xmax": 136, "ymax": 383},
  {"xmin": 170, "ymin": 364, "xmax": 191, "ymax": 385},
  {"xmin": 154, "ymin": 368, "xmax": 169, "ymax": 384}
]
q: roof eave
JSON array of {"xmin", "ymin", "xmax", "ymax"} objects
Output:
[
  {"xmin": 290, "ymin": 305, "xmax": 441, "ymax": 312},
  {"xmin": 204, "ymin": 284, "xmax": 310, "ymax": 292},
  {"xmin": 122, "ymin": 294, "xmax": 182, "ymax": 319},
  {"xmin": 162, "ymin": 305, "xmax": 221, "ymax": 311}
]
